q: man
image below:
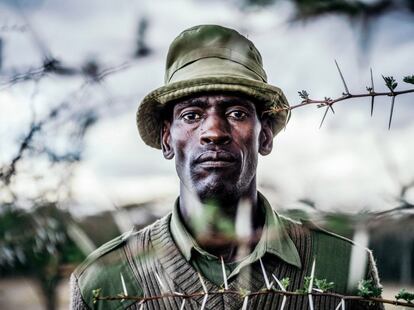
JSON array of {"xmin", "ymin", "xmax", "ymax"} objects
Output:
[{"xmin": 71, "ymin": 25, "xmax": 383, "ymax": 309}]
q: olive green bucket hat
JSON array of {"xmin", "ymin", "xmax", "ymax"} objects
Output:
[{"xmin": 137, "ymin": 24, "xmax": 290, "ymax": 149}]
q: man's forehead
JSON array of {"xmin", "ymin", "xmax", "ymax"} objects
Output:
[{"xmin": 172, "ymin": 93, "xmax": 257, "ymax": 110}]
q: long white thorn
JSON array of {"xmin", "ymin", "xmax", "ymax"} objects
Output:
[
  {"xmin": 155, "ymin": 271, "xmax": 168, "ymax": 293},
  {"xmin": 174, "ymin": 291, "xmax": 185, "ymax": 296},
  {"xmin": 200, "ymin": 294, "xmax": 208, "ymax": 310},
  {"xmin": 308, "ymin": 258, "xmax": 316, "ymax": 294},
  {"xmin": 179, "ymin": 299, "xmax": 186, "ymax": 310},
  {"xmin": 307, "ymin": 258, "xmax": 316, "ymax": 310},
  {"xmin": 335, "ymin": 301, "xmax": 342, "ymax": 310},
  {"xmin": 259, "ymin": 258, "xmax": 271, "ymax": 289},
  {"xmin": 335, "ymin": 298, "xmax": 346, "ymax": 310},
  {"xmin": 198, "ymin": 272, "xmax": 208, "ymax": 294},
  {"xmin": 272, "ymin": 274, "xmax": 286, "ymax": 291},
  {"xmin": 241, "ymin": 296, "xmax": 249, "ymax": 310},
  {"xmin": 139, "ymin": 301, "xmax": 144, "ymax": 310},
  {"xmin": 280, "ymin": 296, "xmax": 287, "ymax": 310},
  {"xmin": 335, "ymin": 59, "xmax": 349, "ymax": 94},
  {"xmin": 120, "ymin": 272, "xmax": 128, "ymax": 301},
  {"xmin": 370, "ymin": 68, "xmax": 375, "ymax": 116},
  {"xmin": 272, "ymin": 274, "xmax": 287, "ymax": 310},
  {"xmin": 221, "ymin": 256, "xmax": 228, "ymax": 290},
  {"xmin": 308, "ymin": 294, "xmax": 314, "ymax": 310}
]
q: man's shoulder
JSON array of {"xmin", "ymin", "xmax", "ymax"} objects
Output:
[
  {"xmin": 300, "ymin": 218, "xmax": 361, "ymax": 246},
  {"xmin": 289, "ymin": 216, "xmax": 373, "ymax": 265},
  {"xmin": 278, "ymin": 213, "xmax": 378, "ymax": 293},
  {"xmin": 74, "ymin": 215, "xmax": 171, "ymax": 277},
  {"xmin": 71, "ymin": 218, "xmax": 164, "ymax": 309},
  {"xmin": 74, "ymin": 229, "xmax": 135, "ymax": 277},
  {"xmin": 279, "ymin": 212, "xmax": 365, "ymax": 248},
  {"xmin": 72, "ymin": 230, "xmax": 141, "ymax": 309}
]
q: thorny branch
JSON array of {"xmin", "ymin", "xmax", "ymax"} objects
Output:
[
  {"xmin": 93, "ymin": 290, "xmax": 414, "ymax": 308},
  {"xmin": 0, "ymin": 58, "xmax": 133, "ymax": 89},
  {"xmin": 0, "ymin": 84, "xmax": 75, "ymax": 186},
  {"xmin": 266, "ymin": 61, "xmax": 414, "ymax": 130},
  {"xmin": 92, "ymin": 259, "xmax": 407, "ymax": 309},
  {"xmin": 0, "ymin": 24, "xmax": 28, "ymax": 32},
  {"xmin": 0, "ymin": 58, "xmax": 134, "ymax": 187},
  {"xmin": 0, "ymin": 8, "xmax": 151, "ymax": 195},
  {"xmin": 0, "ymin": 121, "xmax": 42, "ymax": 184}
]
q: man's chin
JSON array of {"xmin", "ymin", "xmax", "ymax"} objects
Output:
[{"xmin": 193, "ymin": 180, "xmax": 239, "ymax": 203}]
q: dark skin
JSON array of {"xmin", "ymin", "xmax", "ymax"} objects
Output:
[{"xmin": 161, "ymin": 93, "xmax": 274, "ymax": 262}]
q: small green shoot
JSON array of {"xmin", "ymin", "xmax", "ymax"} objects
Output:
[
  {"xmin": 395, "ymin": 288, "xmax": 414, "ymax": 303},
  {"xmin": 357, "ymin": 279, "xmax": 383, "ymax": 298}
]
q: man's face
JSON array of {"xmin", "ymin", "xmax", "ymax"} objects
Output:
[{"xmin": 161, "ymin": 93, "xmax": 273, "ymax": 202}]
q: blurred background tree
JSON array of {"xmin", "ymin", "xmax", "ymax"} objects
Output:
[
  {"xmin": 245, "ymin": 0, "xmax": 414, "ymax": 20},
  {"xmin": 0, "ymin": 202, "xmax": 85, "ymax": 310}
]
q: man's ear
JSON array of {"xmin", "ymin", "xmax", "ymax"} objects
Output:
[
  {"xmin": 161, "ymin": 120, "xmax": 174, "ymax": 159},
  {"xmin": 259, "ymin": 117, "xmax": 274, "ymax": 156}
]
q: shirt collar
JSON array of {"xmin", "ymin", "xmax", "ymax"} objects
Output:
[{"xmin": 170, "ymin": 192, "xmax": 302, "ymax": 269}]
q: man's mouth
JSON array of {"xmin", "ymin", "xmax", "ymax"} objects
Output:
[{"xmin": 195, "ymin": 151, "xmax": 237, "ymax": 168}]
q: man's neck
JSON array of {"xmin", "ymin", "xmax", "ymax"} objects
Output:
[{"xmin": 178, "ymin": 183, "xmax": 265, "ymax": 262}]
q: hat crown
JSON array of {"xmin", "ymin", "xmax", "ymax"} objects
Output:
[{"xmin": 165, "ymin": 25, "xmax": 267, "ymax": 84}]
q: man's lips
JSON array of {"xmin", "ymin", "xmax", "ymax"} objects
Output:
[{"xmin": 194, "ymin": 151, "xmax": 237, "ymax": 168}]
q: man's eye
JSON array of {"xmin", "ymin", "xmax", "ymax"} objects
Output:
[
  {"xmin": 182, "ymin": 112, "xmax": 201, "ymax": 121},
  {"xmin": 227, "ymin": 110, "xmax": 247, "ymax": 120}
]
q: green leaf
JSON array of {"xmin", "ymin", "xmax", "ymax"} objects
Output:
[
  {"xmin": 382, "ymin": 75, "xmax": 398, "ymax": 91},
  {"xmin": 395, "ymin": 288, "xmax": 414, "ymax": 303},
  {"xmin": 92, "ymin": 288, "xmax": 102, "ymax": 303},
  {"xmin": 281, "ymin": 277, "xmax": 290, "ymax": 290},
  {"xmin": 314, "ymin": 278, "xmax": 335, "ymax": 292},
  {"xmin": 357, "ymin": 279, "xmax": 383, "ymax": 298},
  {"xmin": 296, "ymin": 276, "xmax": 311, "ymax": 294},
  {"xmin": 298, "ymin": 90, "xmax": 309, "ymax": 100},
  {"xmin": 403, "ymin": 75, "xmax": 414, "ymax": 85}
]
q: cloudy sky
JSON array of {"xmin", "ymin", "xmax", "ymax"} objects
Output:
[{"xmin": 1, "ymin": 0, "xmax": 413, "ymax": 216}]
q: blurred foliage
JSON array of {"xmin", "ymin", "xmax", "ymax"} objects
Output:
[
  {"xmin": 0, "ymin": 202, "xmax": 85, "ymax": 310},
  {"xmin": 245, "ymin": 0, "xmax": 414, "ymax": 20},
  {"xmin": 191, "ymin": 202, "xmax": 236, "ymax": 237},
  {"xmin": 395, "ymin": 288, "xmax": 414, "ymax": 303},
  {"xmin": 404, "ymin": 75, "xmax": 414, "ymax": 84},
  {"xmin": 77, "ymin": 211, "xmax": 121, "ymax": 247},
  {"xmin": 135, "ymin": 17, "xmax": 151, "ymax": 58},
  {"xmin": 320, "ymin": 213, "xmax": 354, "ymax": 239},
  {"xmin": 281, "ymin": 208, "xmax": 312, "ymax": 221},
  {"xmin": 282, "ymin": 209, "xmax": 353, "ymax": 238},
  {"xmin": 241, "ymin": 0, "xmax": 414, "ymax": 53}
]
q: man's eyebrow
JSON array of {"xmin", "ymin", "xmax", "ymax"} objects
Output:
[
  {"xmin": 217, "ymin": 98, "xmax": 255, "ymax": 111},
  {"xmin": 173, "ymin": 97, "xmax": 256, "ymax": 112},
  {"xmin": 174, "ymin": 98, "xmax": 209, "ymax": 110}
]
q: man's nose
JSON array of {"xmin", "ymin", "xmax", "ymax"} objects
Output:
[{"xmin": 200, "ymin": 114, "xmax": 232, "ymax": 145}]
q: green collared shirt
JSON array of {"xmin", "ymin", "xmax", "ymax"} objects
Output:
[{"xmin": 170, "ymin": 192, "xmax": 301, "ymax": 286}]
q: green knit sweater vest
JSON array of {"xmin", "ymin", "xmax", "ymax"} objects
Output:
[{"xmin": 71, "ymin": 214, "xmax": 383, "ymax": 310}]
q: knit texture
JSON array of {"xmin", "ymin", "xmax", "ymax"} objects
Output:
[{"xmin": 71, "ymin": 214, "xmax": 384, "ymax": 309}]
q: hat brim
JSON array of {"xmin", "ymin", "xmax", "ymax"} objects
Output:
[{"xmin": 137, "ymin": 76, "xmax": 290, "ymax": 149}]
